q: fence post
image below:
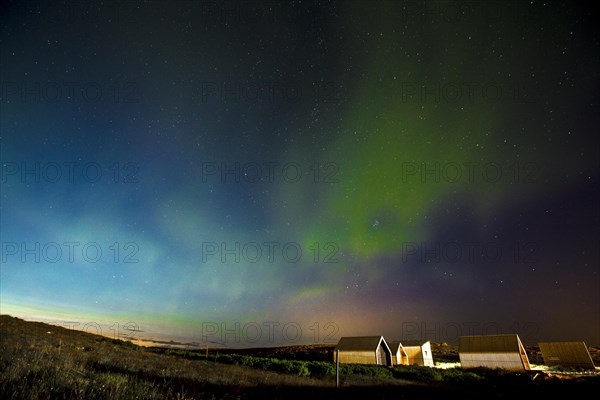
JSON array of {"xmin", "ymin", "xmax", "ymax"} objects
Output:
[{"xmin": 336, "ymin": 349, "xmax": 340, "ymax": 387}]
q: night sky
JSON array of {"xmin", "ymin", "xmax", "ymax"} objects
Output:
[{"xmin": 1, "ymin": 1, "xmax": 598, "ymax": 347}]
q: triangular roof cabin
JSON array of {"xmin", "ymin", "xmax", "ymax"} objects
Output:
[
  {"xmin": 459, "ymin": 334, "xmax": 531, "ymax": 371},
  {"xmin": 539, "ymin": 341, "xmax": 595, "ymax": 370},
  {"xmin": 334, "ymin": 336, "xmax": 393, "ymax": 366}
]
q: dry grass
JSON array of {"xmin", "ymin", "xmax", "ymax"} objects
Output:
[
  {"xmin": 0, "ymin": 315, "xmax": 330, "ymax": 399},
  {"xmin": 0, "ymin": 315, "xmax": 440, "ymax": 399},
  {"xmin": 1, "ymin": 315, "xmax": 598, "ymax": 399}
]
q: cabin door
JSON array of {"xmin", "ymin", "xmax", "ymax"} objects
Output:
[{"xmin": 377, "ymin": 345, "xmax": 390, "ymax": 366}]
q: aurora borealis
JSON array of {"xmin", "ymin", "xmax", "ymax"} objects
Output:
[{"xmin": 1, "ymin": 1, "xmax": 598, "ymax": 347}]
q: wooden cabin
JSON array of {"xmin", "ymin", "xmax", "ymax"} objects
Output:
[
  {"xmin": 334, "ymin": 336, "xmax": 393, "ymax": 366},
  {"xmin": 459, "ymin": 334, "xmax": 531, "ymax": 371}
]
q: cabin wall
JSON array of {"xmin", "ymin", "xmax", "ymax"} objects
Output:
[
  {"xmin": 421, "ymin": 342, "xmax": 434, "ymax": 367},
  {"xmin": 403, "ymin": 346, "xmax": 424, "ymax": 366},
  {"xmin": 459, "ymin": 352, "xmax": 527, "ymax": 371},
  {"xmin": 334, "ymin": 350, "xmax": 377, "ymax": 365},
  {"xmin": 377, "ymin": 344, "xmax": 392, "ymax": 366}
]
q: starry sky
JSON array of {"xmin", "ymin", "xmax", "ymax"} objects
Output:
[{"xmin": 1, "ymin": 1, "xmax": 598, "ymax": 347}]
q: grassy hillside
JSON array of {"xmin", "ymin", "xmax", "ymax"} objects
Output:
[{"xmin": 1, "ymin": 315, "xmax": 598, "ymax": 399}]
